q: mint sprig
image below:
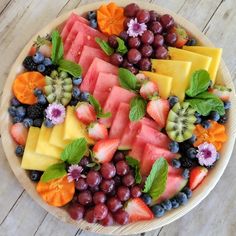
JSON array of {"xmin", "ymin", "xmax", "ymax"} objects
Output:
[
  {"xmin": 58, "ymin": 59, "xmax": 82, "ymax": 77},
  {"xmin": 51, "ymin": 30, "xmax": 64, "ymax": 64},
  {"xmin": 129, "ymin": 96, "xmax": 147, "ymax": 122},
  {"xmin": 143, "ymin": 158, "xmax": 168, "ymax": 201},
  {"xmin": 126, "ymin": 156, "xmax": 142, "ymax": 184},
  {"xmin": 116, "ymin": 37, "xmax": 128, "ymax": 55},
  {"xmin": 95, "ymin": 37, "xmax": 114, "ymax": 56},
  {"xmin": 118, "ymin": 68, "xmax": 137, "ymax": 91}
]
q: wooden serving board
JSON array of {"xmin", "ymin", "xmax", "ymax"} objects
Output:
[{"xmin": 0, "ymin": 0, "xmax": 236, "ymax": 235}]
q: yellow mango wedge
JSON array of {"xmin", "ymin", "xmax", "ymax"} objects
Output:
[{"xmin": 21, "ymin": 127, "xmax": 61, "ymax": 171}]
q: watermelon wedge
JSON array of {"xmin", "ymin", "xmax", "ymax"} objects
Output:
[
  {"xmin": 99, "ymin": 86, "xmax": 136, "ymax": 128},
  {"xmin": 80, "ymin": 58, "xmax": 118, "ymax": 93},
  {"xmin": 78, "ymin": 46, "xmax": 110, "ymax": 76},
  {"xmin": 93, "ymin": 72, "xmax": 119, "ymax": 106},
  {"xmin": 109, "ymin": 103, "xmax": 130, "ymax": 140}
]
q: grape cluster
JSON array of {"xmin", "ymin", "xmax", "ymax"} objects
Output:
[{"xmin": 68, "ymin": 152, "xmax": 142, "ymax": 226}]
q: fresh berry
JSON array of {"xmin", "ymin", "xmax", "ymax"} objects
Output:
[
  {"xmin": 117, "ymin": 186, "xmax": 130, "ymax": 201},
  {"xmin": 23, "ymin": 56, "xmax": 37, "ymax": 71},
  {"xmin": 209, "ymin": 85, "xmax": 231, "ymax": 101},
  {"xmin": 33, "ymin": 52, "xmax": 44, "ymax": 64},
  {"xmin": 88, "ymin": 122, "xmax": 108, "ymax": 141},
  {"xmin": 38, "ymin": 44, "xmax": 52, "ymax": 58},
  {"xmin": 125, "ymin": 198, "xmax": 154, "ymax": 222},
  {"xmin": 161, "ymin": 199, "xmax": 172, "ymax": 211},
  {"xmin": 72, "ymin": 87, "xmax": 81, "ymax": 99},
  {"xmin": 182, "ymin": 168, "xmax": 190, "ymax": 179},
  {"xmin": 169, "ymin": 26, "xmax": 188, "ymax": 48},
  {"xmin": 23, "ymin": 118, "xmax": 33, "ymax": 128},
  {"xmin": 108, "ymin": 35, "xmax": 118, "ymax": 48},
  {"xmin": 187, "ymin": 135, "xmax": 196, "ymax": 144},
  {"xmin": 114, "ymin": 209, "xmax": 129, "ymax": 225},
  {"xmin": 94, "ymin": 203, "xmax": 108, "ymax": 220},
  {"xmin": 186, "ymin": 147, "xmax": 197, "ymax": 159},
  {"xmin": 194, "ymin": 116, "xmax": 202, "ymax": 124},
  {"xmin": 44, "ymin": 118, "xmax": 54, "ymax": 128},
  {"xmin": 147, "ymin": 98, "xmax": 170, "ymax": 128},
  {"xmin": 93, "ymin": 191, "xmax": 106, "ymax": 204},
  {"xmin": 100, "ymin": 212, "xmax": 114, "ymax": 226},
  {"xmin": 75, "ymin": 102, "xmax": 96, "ymax": 125},
  {"xmin": 113, "ymin": 151, "xmax": 125, "ymax": 163},
  {"xmin": 113, "ymin": 175, "xmax": 121, "ymax": 187},
  {"xmin": 176, "ymin": 192, "xmax": 188, "ymax": 205},
  {"xmin": 43, "ymin": 58, "xmax": 52, "ymax": 66},
  {"xmin": 27, "ymin": 104, "xmax": 44, "ymax": 119},
  {"xmin": 73, "ymin": 77, "xmax": 83, "ymax": 86},
  {"xmin": 93, "ymin": 139, "xmax": 120, "ymax": 163},
  {"xmin": 100, "ymin": 179, "xmax": 115, "ymax": 193},
  {"xmin": 15, "ymin": 106, "xmax": 26, "ymax": 118},
  {"xmin": 90, "ymin": 19, "xmax": 98, "ymax": 29},
  {"xmin": 30, "ymin": 170, "xmax": 42, "ymax": 182},
  {"xmin": 124, "ymin": 3, "xmax": 140, "ymax": 17},
  {"xmin": 115, "ymin": 160, "xmax": 130, "ymax": 176},
  {"xmin": 78, "ymin": 190, "xmax": 93, "ymax": 205},
  {"xmin": 84, "ymin": 208, "xmax": 97, "ymax": 223},
  {"xmin": 160, "ymin": 14, "xmax": 174, "ymax": 29},
  {"xmin": 10, "ymin": 123, "xmax": 28, "ymax": 145},
  {"xmin": 140, "ymin": 81, "xmax": 158, "ymax": 99},
  {"xmin": 151, "ymin": 204, "xmax": 165, "ymax": 218},
  {"xmin": 68, "ymin": 203, "xmax": 84, "ymax": 220},
  {"xmin": 79, "ymin": 157, "xmax": 90, "ymax": 167},
  {"xmin": 75, "ymin": 178, "xmax": 88, "ymax": 191},
  {"xmin": 122, "ymin": 174, "xmax": 135, "ymax": 187},
  {"xmin": 37, "ymin": 64, "xmax": 46, "ymax": 73},
  {"xmin": 15, "ymin": 145, "xmax": 24, "ymax": 157},
  {"xmin": 33, "ymin": 118, "xmax": 43, "ymax": 127},
  {"xmin": 170, "ymin": 198, "xmax": 179, "ymax": 209},
  {"xmin": 180, "ymin": 157, "xmax": 195, "ymax": 168},
  {"xmin": 29, "ymin": 46, "xmax": 37, "ymax": 56},
  {"xmin": 189, "ymin": 166, "xmax": 208, "ymax": 190},
  {"xmin": 10, "ymin": 97, "xmax": 21, "ymax": 107},
  {"xmin": 168, "ymin": 96, "xmax": 179, "ymax": 108},
  {"xmin": 80, "ymin": 92, "xmax": 90, "ymax": 101},
  {"xmin": 224, "ymin": 101, "xmax": 231, "ymax": 110},
  {"xmin": 34, "ymin": 88, "xmax": 43, "ymax": 97},
  {"xmin": 141, "ymin": 193, "xmax": 152, "ymax": 206},
  {"xmin": 182, "ymin": 186, "xmax": 192, "ymax": 199},
  {"xmin": 169, "ymin": 141, "xmax": 179, "ymax": 153},
  {"xmin": 172, "ymin": 158, "xmax": 181, "ymax": 168},
  {"xmin": 186, "ymin": 38, "xmax": 197, "ymax": 46},
  {"xmin": 86, "ymin": 170, "xmax": 101, "ymax": 187},
  {"xmin": 136, "ymin": 9, "xmax": 150, "ymax": 24},
  {"xmin": 201, "ymin": 120, "xmax": 211, "ymax": 129},
  {"xmin": 100, "ymin": 162, "xmax": 116, "ymax": 179},
  {"xmin": 87, "ymin": 11, "xmax": 97, "ymax": 20},
  {"xmin": 69, "ymin": 99, "xmax": 79, "ymax": 106},
  {"xmin": 37, "ymin": 95, "xmax": 47, "ymax": 105},
  {"xmin": 12, "ymin": 116, "xmax": 23, "ymax": 124},
  {"xmin": 218, "ymin": 114, "xmax": 227, "ymax": 124},
  {"xmin": 130, "ymin": 186, "xmax": 142, "ymax": 198},
  {"xmin": 8, "ymin": 107, "xmax": 16, "ymax": 117},
  {"xmin": 107, "ymin": 197, "xmax": 122, "ymax": 213}
]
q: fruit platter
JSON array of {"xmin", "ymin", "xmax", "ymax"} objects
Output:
[{"xmin": 0, "ymin": 0, "xmax": 236, "ymax": 234}]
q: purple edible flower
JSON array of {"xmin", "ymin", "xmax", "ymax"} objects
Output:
[
  {"xmin": 67, "ymin": 165, "xmax": 83, "ymax": 182},
  {"xmin": 45, "ymin": 103, "xmax": 66, "ymax": 125},
  {"xmin": 127, "ymin": 18, "xmax": 147, "ymax": 37}
]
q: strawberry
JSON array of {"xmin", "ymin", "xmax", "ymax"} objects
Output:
[
  {"xmin": 125, "ymin": 198, "xmax": 154, "ymax": 222},
  {"xmin": 38, "ymin": 44, "xmax": 52, "ymax": 58},
  {"xmin": 93, "ymin": 139, "xmax": 120, "ymax": 163},
  {"xmin": 29, "ymin": 46, "xmax": 37, "ymax": 56},
  {"xmin": 75, "ymin": 102, "xmax": 96, "ymax": 125},
  {"xmin": 146, "ymin": 98, "xmax": 170, "ymax": 128},
  {"xmin": 170, "ymin": 25, "xmax": 189, "ymax": 48},
  {"xmin": 189, "ymin": 166, "xmax": 208, "ymax": 190},
  {"xmin": 88, "ymin": 122, "xmax": 108, "ymax": 141},
  {"xmin": 10, "ymin": 123, "xmax": 28, "ymax": 145},
  {"xmin": 209, "ymin": 85, "xmax": 231, "ymax": 101},
  {"xmin": 140, "ymin": 81, "xmax": 159, "ymax": 100},
  {"xmin": 136, "ymin": 73, "xmax": 148, "ymax": 83}
]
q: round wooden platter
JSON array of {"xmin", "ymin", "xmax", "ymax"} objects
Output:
[{"xmin": 0, "ymin": 0, "xmax": 236, "ymax": 235}]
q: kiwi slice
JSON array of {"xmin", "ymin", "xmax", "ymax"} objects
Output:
[
  {"xmin": 166, "ymin": 102, "xmax": 196, "ymax": 142},
  {"xmin": 44, "ymin": 70, "xmax": 72, "ymax": 106}
]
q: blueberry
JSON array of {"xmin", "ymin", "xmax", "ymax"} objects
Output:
[
  {"xmin": 15, "ymin": 145, "xmax": 24, "ymax": 157},
  {"xmin": 168, "ymin": 96, "xmax": 179, "ymax": 108},
  {"xmin": 69, "ymin": 99, "xmax": 79, "ymax": 106},
  {"xmin": 44, "ymin": 118, "xmax": 54, "ymax": 128},
  {"xmin": 151, "ymin": 205, "xmax": 165, "ymax": 217},
  {"xmin": 72, "ymin": 87, "xmax": 81, "ymax": 99},
  {"xmin": 30, "ymin": 170, "xmax": 42, "ymax": 182},
  {"xmin": 90, "ymin": 19, "xmax": 98, "ymax": 29},
  {"xmin": 182, "ymin": 186, "xmax": 192, "ymax": 199},
  {"xmin": 224, "ymin": 101, "xmax": 231, "ymax": 110},
  {"xmin": 172, "ymin": 158, "xmax": 181, "ymax": 168},
  {"xmin": 195, "ymin": 112, "xmax": 201, "ymax": 117},
  {"xmin": 72, "ymin": 77, "xmax": 83, "ymax": 86},
  {"xmin": 12, "ymin": 116, "xmax": 23, "ymax": 123},
  {"xmin": 80, "ymin": 91, "xmax": 90, "ymax": 101},
  {"xmin": 209, "ymin": 111, "xmax": 220, "ymax": 121},
  {"xmin": 186, "ymin": 38, "xmax": 197, "ymax": 46},
  {"xmin": 218, "ymin": 114, "xmax": 227, "ymax": 124},
  {"xmin": 8, "ymin": 106, "xmax": 16, "ymax": 117},
  {"xmin": 201, "ymin": 120, "xmax": 211, "ymax": 129},
  {"xmin": 170, "ymin": 198, "xmax": 179, "ymax": 209},
  {"xmin": 43, "ymin": 58, "xmax": 52, "ymax": 66},
  {"xmin": 176, "ymin": 192, "xmax": 188, "ymax": 205},
  {"xmin": 37, "ymin": 94, "xmax": 47, "ymax": 105},
  {"xmin": 15, "ymin": 106, "xmax": 26, "ymax": 118},
  {"xmin": 34, "ymin": 88, "xmax": 43, "ymax": 97},
  {"xmin": 141, "ymin": 193, "xmax": 152, "ymax": 206},
  {"xmin": 194, "ymin": 116, "xmax": 202, "ymax": 124},
  {"xmin": 37, "ymin": 64, "xmax": 46, "ymax": 73},
  {"xmin": 161, "ymin": 199, "xmax": 172, "ymax": 211},
  {"xmin": 87, "ymin": 11, "xmax": 97, "ymax": 20},
  {"xmin": 187, "ymin": 135, "xmax": 196, "ymax": 144},
  {"xmin": 169, "ymin": 141, "xmax": 179, "ymax": 153},
  {"xmin": 33, "ymin": 118, "xmax": 43, "ymax": 127},
  {"xmin": 182, "ymin": 169, "xmax": 190, "ymax": 179},
  {"xmin": 23, "ymin": 118, "xmax": 33, "ymax": 128},
  {"xmin": 10, "ymin": 97, "xmax": 21, "ymax": 107},
  {"xmin": 33, "ymin": 52, "xmax": 44, "ymax": 64},
  {"xmin": 186, "ymin": 147, "xmax": 197, "ymax": 159}
]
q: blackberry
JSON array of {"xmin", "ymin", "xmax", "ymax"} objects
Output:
[
  {"xmin": 23, "ymin": 56, "xmax": 37, "ymax": 71},
  {"xmin": 218, "ymin": 114, "xmax": 227, "ymax": 124},
  {"xmin": 27, "ymin": 104, "xmax": 45, "ymax": 119},
  {"xmin": 180, "ymin": 157, "xmax": 194, "ymax": 168},
  {"xmin": 42, "ymin": 64, "xmax": 57, "ymax": 76}
]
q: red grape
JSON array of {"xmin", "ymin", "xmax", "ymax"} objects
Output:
[
  {"xmin": 122, "ymin": 59, "xmax": 133, "ymax": 69},
  {"xmin": 149, "ymin": 10, "xmax": 159, "ymax": 22},
  {"xmin": 113, "ymin": 151, "xmax": 125, "ymax": 163},
  {"xmin": 113, "ymin": 175, "xmax": 121, "ymax": 187},
  {"xmin": 68, "ymin": 203, "xmax": 84, "ymax": 220},
  {"xmin": 117, "ymin": 186, "xmax": 130, "ymax": 202},
  {"xmin": 136, "ymin": 9, "xmax": 150, "ymax": 23},
  {"xmin": 166, "ymin": 32, "xmax": 177, "ymax": 45},
  {"xmin": 77, "ymin": 190, "xmax": 92, "ymax": 205},
  {"xmin": 153, "ymin": 34, "xmax": 164, "ymax": 48},
  {"xmin": 141, "ymin": 30, "xmax": 154, "ymax": 44},
  {"xmin": 100, "ymin": 212, "xmax": 114, "ymax": 226},
  {"xmin": 123, "ymin": 18, "xmax": 132, "ymax": 30},
  {"xmin": 116, "ymin": 160, "xmax": 130, "ymax": 176},
  {"xmin": 107, "ymin": 197, "xmax": 123, "ymax": 212},
  {"xmin": 75, "ymin": 178, "xmax": 88, "ymax": 191},
  {"xmin": 110, "ymin": 53, "xmax": 123, "ymax": 66},
  {"xmin": 155, "ymin": 46, "xmax": 168, "ymax": 59},
  {"xmin": 128, "ymin": 37, "xmax": 141, "ymax": 49},
  {"xmin": 160, "ymin": 14, "xmax": 174, "ymax": 29},
  {"xmin": 127, "ymin": 66, "xmax": 139, "ymax": 74},
  {"xmin": 114, "ymin": 209, "xmax": 129, "ymax": 225},
  {"xmin": 108, "ymin": 35, "xmax": 118, "ymax": 48},
  {"xmin": 86, "ymin": 170, "xmax": 101, "ymax": 187},
  {"xmin": 131, "ymin": 185, "xmax": 142, "ymax": 198},
  {"xmin": 139, "ymin": 58, "xmax": 151, "ymax": 71},
  {"xmin": 100, "ymin": 179, "xmax": 115, "ymax": 193},
  {"xmin": 100, "ymin": 162, "xmax": 116, "ymax": 179},
  {"xmin": 93, "ymin": 191, "xmax": 106, "ymax": 204},
  {"xmin": 89, "ymin": 185, "xmax": 99, "ymax": 193},
  {"xmin": 124, "ymin": 3, "xmax": 140, "ymax": 17},
  {"xmin": 119, "ymin": 31, "xmax": 129, "ymax": 41},
  {"xmin": 140, "ymin": 44, "xmax": 153, "ymax": 57},
  {"xmin": 127, "ymin": 49, "xmax": 142, "ymax": 64},
  {"xmin": 84, "ymin": 208, "xmax": 97, "ymax": 223},
  {"xmin": 149, "ymin": 21, "xmax": 163, "ymax": 34},
  {"xmin": 122, "ymin": 174, "xmax": 135, "ymax": 187},
  {"xmin": 94, "ymin": 203, "xmax": 108, "ymax": 220},
  {"xmin": 79, "ymin": 157, "xmax": 90, "ymax": 167}
]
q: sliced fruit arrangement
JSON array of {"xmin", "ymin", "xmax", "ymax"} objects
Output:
[{"xmin": 8, "ymin": 1, "xmax": 231, "ymax": 227}]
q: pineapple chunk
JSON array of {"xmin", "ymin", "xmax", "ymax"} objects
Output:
[
  {"xmin": 36, "ymin": 125, "xmax": 63, "ymax": 159},
  {"xmin": 64, "ymin": 106, "xmax": 94, "ymax": 144},
  {"xmin": 151, "ymin": 59, "xmax": 192, "ymax": 101},
  {"xmin": 21, "ymin": 127, "xmax": 61, "ymax": 171},
  {"xmin": 183, "ymin": 46, "xmax": 222, "ymax": 84},
  {"xmin": 141, "ymin": 71, "xmax": 173, "ymax": 99}
]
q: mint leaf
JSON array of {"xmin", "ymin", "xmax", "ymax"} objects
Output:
[
  {"xmin": 58, "ymin": 59, "xmax": 82, "ymax": 77},
  {"xmin": 41, "ymin": 162, "xmax": 67, "ymax": 182},
  {"xmin": 143, "ymin": 158, "xmax": 168, "ymax": 201},
  {"xmin": 126, "ymin": 156, "xmax": 142, "ymax": 184},
  {"xmin": 187, "ymin": 91, "xmax": 225, "ymax": 116},
  {"xmin": 97, "ymin": 112, "xmax": 111, "ymax": 118},
  {"xmin": 95, "ymin": 37, "xmax": 114, "ymax": 56},
  {"xmin": 186, "ymin": 70, "xmax": 211, "ymax": 97},
  {"xmin": 61, "ymin": 138, "xmax": 88, "ymax": 164},
  {"xmin": 129, "ymin": 96, "xmax": 147, "ymax": 122},
  {"xmin": 118, "ymin": 68, "xmax": 137, "ymax": 91},
  {"xmin": 116, "ymin": 37, "xmax": 128, "ymax": 55},
  {"xmin": 51, "ymin": 30, "xmax": 64, "ymax": 64}
]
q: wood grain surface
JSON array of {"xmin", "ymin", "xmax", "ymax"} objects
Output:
[{"xmin": 0, "ymin": 0, "xmax": 236, "ymax": 235}]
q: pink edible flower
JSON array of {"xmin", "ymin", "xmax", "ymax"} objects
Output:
[
  {"xmin": 127, "ymin": 18, "xmax": 147, "ymax": 37},
  {"xmin": 67, "ymin": 165, "xmax": 83, "ymax": 182},
  {"xmin": 196, "ymin": 142, "xmax": 218, "ymax": 167},
  {"xmin": 45, "ymin": 103, "xmax": 66, "ymax": 125}
]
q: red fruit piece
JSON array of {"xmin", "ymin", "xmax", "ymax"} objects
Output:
[
  {"xmin": 75, "ymin": 102, "xmax": 96, "ymax": 125},
  {"xmin": 189, "ymin": 166, "xmax": 208, "ymax": 190},
  {"xmin": 84, "ymin": 208, "xmax": 97, "ymax": 223},
  {"xmin": 125, "ymin": 198, "xmax": 154, "ymax": 222},
  {"xmin": 209, "ymin": 85, "xmax": 231, "ymax": 102},
  {"xmin": 140, "ymin": 81, "xmax": 159, "ymax": 100},
  {"xmin": 100, "ymin": 212, "xmax": 114, "ymax": 226},
  {"xmin": 29, "ymin": 46, "xmax": 37, "ymax": 56},
  {"xmin": 147, "ymin": 98, "xmax": 170, "ymax": 128},
  {"xmin": 93, "ymin": 139, "xmax": 120, "ymax": 163},
  {"xmin": 169, "ymin": 25, "xmax": 188, "ymax": 48},
  {"xmin": 88, "ymin": 122, "xmax": 108, "ymax": 141},
  {"xmin": 10, "ymin": 123, "xmax": 28, "ymax": 145}
]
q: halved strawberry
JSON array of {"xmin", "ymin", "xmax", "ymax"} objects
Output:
[
  {"xmin": 189, "ymin": 166, "xmax": 208, "ymax": 190},
  {"xmin": 140, "ymin": 81, "xmax": 158, "ymax": 100},
  {"xmin": 29, "ymin": 46, "xmax": 37, "ymax": 56},
  {"xmin": 93, "ymin": 139, "xmax": 119, "ymax": 163},
  {"xmin": 209, "ymin": 85, "xmax": 231, "ymax": 101},
  {"xmin": 88, "ymin": 122, "xmax": 108, "ymax": 141},
  {"xmin": 170, "ymin": 25, "xmax": 189, "ymax": 48},
  {"xmin": 125, "ymin": 198, "xmax": 154, "ymax": 222},
  {"xmin": 38, "ymin": 44, "xmax": 52, "ymax": 58},
  {"xmin": 10, "ymin": 123, "xmax": 28, "ymax": 145},
  {"xmin": 147, "ymin": 98, "xmax": 170, "ymax": 128},
  {"xmin": 75, "ymin": 102, "xmax": 96, "ymax": 125}
]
